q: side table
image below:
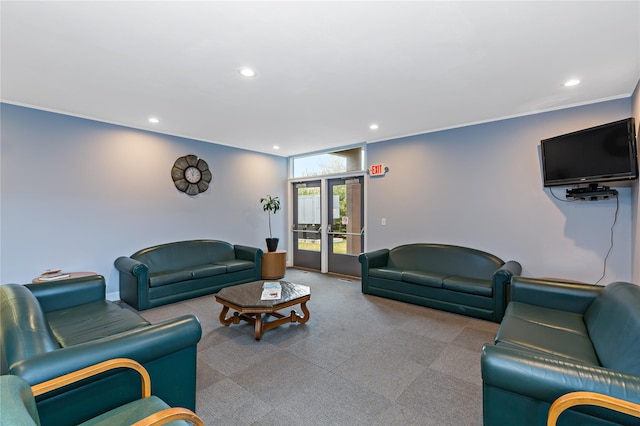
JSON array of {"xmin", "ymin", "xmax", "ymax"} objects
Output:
[
  {"xmin": 261, "ymin": 250, "xmax": 286, "ymax": 279},
  {"xmin": 32, "ymin": 271, "xmax": 98, "ymax": 283}
]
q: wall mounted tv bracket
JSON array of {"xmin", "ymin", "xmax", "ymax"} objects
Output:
[{"xmin": 566, "ymin": 184, "xmax": 618, "ymax": 201}]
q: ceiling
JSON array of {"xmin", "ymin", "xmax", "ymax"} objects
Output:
[{"xmin": 2, "ymin": 1, "xmax": 639, "ymax": 157}]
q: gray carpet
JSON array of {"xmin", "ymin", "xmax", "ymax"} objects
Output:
[{"xmin": 139, "ymin": 268, "xmax": 498, "ymax": 425}]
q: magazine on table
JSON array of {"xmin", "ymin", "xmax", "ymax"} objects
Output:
[
  {"xmin": 38, "ymin": 269, "xmax": 70, "ymax": 281},
  {"xmin": 261, "ymin": 281, "xmax": 282, "ymax": 300}
]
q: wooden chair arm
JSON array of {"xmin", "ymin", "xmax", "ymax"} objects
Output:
[
  {"xmin": 132, "ymin": 407, "xmax": 205, "ymax": 426},
  {"xmin": 31, "ymin": 358, "xmax": 151, "ymax": 398},
  {"xmin": 548, "ymin": 391, "xmax": 640, "ymax": 426}
]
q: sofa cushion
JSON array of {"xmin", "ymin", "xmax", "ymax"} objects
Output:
[
  {"xmin": 369, "ymin": 267, "xmax": 403, "ymax": 281},
  {"xmin": 402, "ymin": 271, "xmax": 445, "ymax": 288},
  {"xmin": 191, "ymin": 264, "xmax": 227, "ymax": 279},
  {"xmin": 46, "ymin": 301, "xmax": 149, "ymax": 346},
  {"xmin": 214, "ymin": 259, "xmax": 255, "ymax": 273},
  {"xmin": 584, "ymin": 281, "xmax": 640, "ymax": 375},
  {"xmin": 442, "ymin": 276, "xmax": 493, "ymax": 296},
  {"xmin": 495, "ymin": 302, "xmax": 599, "ymax": 365},
  {"xmin": 148, "ymin": 270, "xmax": 193, "ymax": 288}
]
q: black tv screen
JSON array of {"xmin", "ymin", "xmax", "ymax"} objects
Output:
[{"xmin": 541, "ymin": 118, "xmax": 639, "ymax": 187}]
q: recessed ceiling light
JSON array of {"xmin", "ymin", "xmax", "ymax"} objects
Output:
[
  {"xmin": 148, "ymin": 117, "xmax": 159, "ymax": 124},
  {"xmin": 239, "ymin": 67, "xmax": 256, "ymax": 78},
  {"xmin": 273, "ymin": 145, "xmax": 280, "ymax": 150},
  {"xmin": 369, "ymin": 123, "xmax": 379, "ymax": 130},
  {"xmin": 564, "ymin": 79, "xmax": 581, "ymax": 87}
]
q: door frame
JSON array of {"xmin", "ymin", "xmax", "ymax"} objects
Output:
[{"xmin": 288, "ymin": 172, "xmax": 366, "ymax": 273}]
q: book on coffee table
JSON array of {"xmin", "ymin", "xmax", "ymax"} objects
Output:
[
  {"xmin": 261, "ymin": 281, "xmax": 282, "ymax": 300},
  {"xmin": 38, "ymin": 269, "xmax": 70, "ymax": 281}
]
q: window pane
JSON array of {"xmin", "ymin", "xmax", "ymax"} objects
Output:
[
  {"xmin": 331, "ymin": 179, "xmax": 362, "ymax": 255},
  {"xmin": 292, "ymin": 146, "xmax": 364, "ymax": 178}
]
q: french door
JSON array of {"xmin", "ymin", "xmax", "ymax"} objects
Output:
[
  {"xmin": 292, "ymin": 181, "xmax": 322, "ymax": 271},
  {"xmin": 327, "ymin": 176, "xmax": 364, "ymax": 276},
  {"xmin": 291, "ymin": 176, "xmax": 364, "ymax": 276}
]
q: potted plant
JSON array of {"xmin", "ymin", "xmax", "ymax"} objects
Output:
[{"xmin": 260, "ymin": 195, "xmax": 281, "ymax": 252}]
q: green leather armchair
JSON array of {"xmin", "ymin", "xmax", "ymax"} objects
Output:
[
  {"xmin": 1, "ymin": 358, "xmax": 204, "ymax": 425},
  {"xmin": 481, "ymin": 277, "xmax": 640, "ymax": 425},
  {"xmin": 547, "ymin": 392, "xmax": 640, "ymax": 426},
  {"xmin": 0, "ymin": 275, "xmax": 202, "ymax": 426}
]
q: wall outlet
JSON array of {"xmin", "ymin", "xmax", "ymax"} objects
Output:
[{"xmin": 381, "ymin": 218, "xmax": 386, "ymax": 226}]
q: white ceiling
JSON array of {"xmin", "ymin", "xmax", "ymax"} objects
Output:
[{"xmin": 2, "ymin": 1, "xmax": 639, "ymax": 157}]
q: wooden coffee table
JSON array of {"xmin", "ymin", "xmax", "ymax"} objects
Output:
[{"xmin": 215, "ymin": 281, "xmax": 310, "ymax": 340}]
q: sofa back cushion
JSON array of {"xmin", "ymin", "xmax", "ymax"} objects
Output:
[
  {"xmin": 387, "ymin": 244, "xmax": 504, "ymax": 279},
  {"xmin": 0, "ymin": 284, "xmax": 59, "ymax": 373},
  {"xmin": 132, "ymin": 240, "xmax": 235, "ymax": 273},
  {"xmin": 584, "ymin": 281, "xmax": 640, "ymax": 375}
]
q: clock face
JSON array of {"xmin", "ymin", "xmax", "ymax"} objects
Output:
[
  {"xmin": 184, "ymin": 166, "xmax": 202, "ymax": 184},
  {"xmin": 171, "ymin": 155, "xmax": 212, "ymax": 195}
]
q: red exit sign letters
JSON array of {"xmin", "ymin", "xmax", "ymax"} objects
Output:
[{"xmin": 369, "ymin": 163, "xmax": 386, "ymax": 176}]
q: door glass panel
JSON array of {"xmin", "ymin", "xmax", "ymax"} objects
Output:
[
  {"xmin": 332, "ymin": 178, "xmax": 362, "ymax": 255},
  {"xmin": 296, "ymin": 185, "xmax": 321, "ymax": 252},
  {"xmin": 292, "ymin": 181, "xmax": 322, "ymax": 271},
  {"xmin": 328, "ymin": 177, "xmax": 364, "ymax": 276}
]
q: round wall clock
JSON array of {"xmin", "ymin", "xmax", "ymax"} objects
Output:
[{"xmin": 171, "ymin": 155, "xmax": 212, "ymax": 195}]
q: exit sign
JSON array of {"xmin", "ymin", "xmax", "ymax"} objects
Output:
[{"xmin": 369, "ymin": 163, "xmax": 386, "ymax": 177}]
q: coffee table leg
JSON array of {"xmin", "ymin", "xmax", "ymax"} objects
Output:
[
  {"xmin": 254, "ymin": 314, "xmax": 263, "ymax": 340},
  {"xmin": 298, "ymin": 301, "xmax": 310, "ymax": 324},
  {"xmin": 219, "ymin": 306, "xmax": 231, "ymax": 326}
]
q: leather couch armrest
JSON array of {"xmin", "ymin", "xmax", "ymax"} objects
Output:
[
  {"xmin": 10, "ymin": 314, "xmax": 202, "ymax": 385},
  {"xmin": 115, "ymin": 256, "xmax": 149, "ymax": 310},
  {"xmin": 358, "ymin": 249, "xmax": 390, "ymax": 269},
  {"xmin": 359, "ymin": 249, "xmax": 389, "ymax": 294},
  {"xmin": 491, "ymin": 261, "xmax": 522, "ymax": 322},
  {"xmin": 234, "ymin": 245, "xmax": 263, "ymax": 280},
  {"xmin": 481, "ymin": 344, "xmax": 640, "ymax": 407},
  {"xmin": 511, "ymin": 276, "xmax": 602, "ymax": 313},
  {"xmin": 495, "ymin": 260, "xmax": 522, "ymax": 278},
  {"xmin": 114, "ymin": 256, "xmax": 147, "ymax": 276},
  {"xmin": 234, "ymin": 245, "xmax": 263, "ymax": 262},
  {"xmin": 26, "ymin": 275, "xmax": 106, "ymax": 313}
]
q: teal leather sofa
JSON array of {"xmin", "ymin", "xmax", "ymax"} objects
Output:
[
  {"xmin": 115, "ymin": 239, "xmax": 263, "ymax": 310},
  {"xmin": 358, "ymin": 243, "xmax": 521, "ymax": 322},
  {"xmin": 0, "ymin": 275, "xmax": 202, "ymax": 426},
  {"xmin": 481, "ymin": 277, "xmax": 640, "ymax": 425}
]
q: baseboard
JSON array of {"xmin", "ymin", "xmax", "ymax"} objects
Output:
[{"xmin": 106, "ymin": 291, "xmax": 120, "ymax": 301}]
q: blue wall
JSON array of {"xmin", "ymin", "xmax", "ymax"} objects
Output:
[
  {"xmin": 366, "ymin": 98, "xmax": 636, "ymax": 283},
  {"xmin": 2, "ymin": 97, "xmax": 637, "ymax": 295},
  {"xmin": 632, "ymin": 83, "xmax": 640, "ymax": 283},
  {"xmin": 0, "ymin": 104, "xmax": 287, "ymax": 296}
]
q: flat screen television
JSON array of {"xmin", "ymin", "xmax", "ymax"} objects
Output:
[{"xmin": 541, "ymin": 118, "xmax": 639, "ymax": 187}]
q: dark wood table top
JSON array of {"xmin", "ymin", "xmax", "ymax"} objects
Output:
[{"xmin": 215, "ymin": 281, "xmax": 310, "ymax": 309}]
